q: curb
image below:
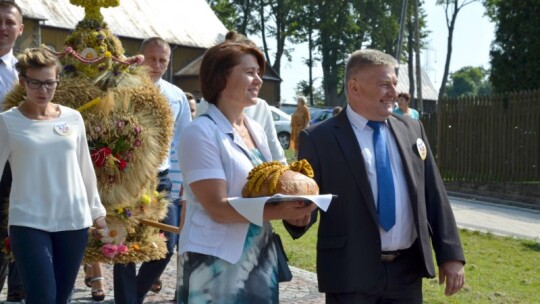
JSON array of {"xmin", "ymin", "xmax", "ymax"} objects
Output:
[{"xmin": 447, "ymin": 191, "xmax": 540, "ymax": 211}]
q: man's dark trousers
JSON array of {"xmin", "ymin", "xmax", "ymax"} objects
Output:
[{"xmin": 113, "ymin": 174, "xmax": 179, "ymax": 304}]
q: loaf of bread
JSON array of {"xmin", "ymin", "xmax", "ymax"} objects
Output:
[{"xmin": 242, "ymin": 160, "xmax": 319, "ymax": 198}]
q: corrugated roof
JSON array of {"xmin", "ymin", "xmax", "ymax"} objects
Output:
[
  {"xmin": 397, "ymin": 64, "xmax": 439, "ymax": 101},
  {"xmin": 18, "ymin": 0, "xmax": 228, "ymax": 49},
  {"xmin": 175, "ymin": 55, "xmax": 282, "ymax": 82}
]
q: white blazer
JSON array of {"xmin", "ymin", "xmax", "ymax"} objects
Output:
[{"xmin": 178, "ymin": 104, "xmax": 272, "ymax": 263}]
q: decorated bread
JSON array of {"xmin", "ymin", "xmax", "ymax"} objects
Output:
[{"xmin": 242, "ymin": 160, "xmax": 319, "ymax": 197}]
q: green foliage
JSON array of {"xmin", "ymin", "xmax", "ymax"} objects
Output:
[
  {"xmin": 295, "ymin": 80, "xmax": 325, "ymax": 105},
  {"xmin": 445, "ymin": 66, "xmax": 492, "ymax": 97},
  {"xmin": 273, "ymin": 222, "xmax": 540, "ymax": 303},
  {"xmin": 487, "ymin": 0, "xmax": 540, "ymax": 93},
  {"xmin": 207, "ymin": 0, "xmax": 260, "ymax": 35},
  {"xmin": 207, "ymin": 0, "xmax": 431, "ymax": 106}
]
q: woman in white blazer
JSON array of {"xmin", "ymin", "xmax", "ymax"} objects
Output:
[{"xmin": 177, "ymin": 32, "xmax": 315, "ymax": 304}]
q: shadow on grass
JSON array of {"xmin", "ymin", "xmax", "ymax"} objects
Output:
[{"xmin": 522, "ymin": 240, "xmax": 540, "ymax": 252}]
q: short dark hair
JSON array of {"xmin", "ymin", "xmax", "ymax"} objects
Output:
[
  {"xmin": 140, "ymin": 37, "xmax": 170, "ymax": 54},
  {"xmin": 398, "ymin": 92, "xmax": 411, "ymax": 101},
  {"xmin": 0, "ymin": 0, "xmax": 23, "ymax": 22},
  {"xmin": 199, "ymin": 38, "xmax": 265, "ymax": 104},
  {"xmin": 344, "ymin": 49, "xmax": 397, "ymax": 100}
]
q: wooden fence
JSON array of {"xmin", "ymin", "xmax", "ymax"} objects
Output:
[{"xmin": 421, "ymin": 91, "xmax": 540, "ymax": 182}]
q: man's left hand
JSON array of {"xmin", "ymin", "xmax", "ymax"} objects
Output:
[{"xmin": 438, "ymin": 260, "xmax": 465, "ymax": 296}]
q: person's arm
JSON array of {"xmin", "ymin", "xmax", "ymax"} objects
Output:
[
  {"xmin": 283, "ymin": 127, "xmax": 320, "ymax": 239},
  {"xmin": 179, "ymin": 120, "xmax": 314, "ymax": 224},
  {"xmin": 0, "ymin": 117, "xmax": 9, "ymax": 178},
  {"xmin": 189, "ymin": 179, "xmax": 315, "ymax": 224},
  {"xmin": 76, "ymin": 113, "xmax": 107, "ymax": 221},
  {"xmin": 420, "ymin": 120, "xmax": 465, "ymax": 295},
  {"xmin": 169, "ymin": 91, "xmax": 193, "ymax": 199},
  {"xmin": 246, "ymin": 100, "xmax": 286, "ymax": 163},
  {"xmin": 304, "ymin": 106, "xmax": 311, "ymax": 127}
]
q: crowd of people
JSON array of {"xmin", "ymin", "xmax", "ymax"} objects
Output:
[{"xmin": 0, "ymin": 1, "xmax": 464, "ymax": 303}]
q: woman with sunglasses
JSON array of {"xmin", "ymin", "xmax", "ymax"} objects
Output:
[{"xmin": 0, "ymin": 46, "xmax": 107, "ymax": 304}]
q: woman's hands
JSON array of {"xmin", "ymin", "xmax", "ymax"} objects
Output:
[
  {"xmin": 265, "ymin": 200, "xmax": 317, "ymax": 225},
  {"xmin": 90, "ymin": 216, "xmax": 109, "ymax": 240}
]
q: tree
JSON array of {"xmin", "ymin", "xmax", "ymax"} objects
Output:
[
  {"xmin": 484, "ymin": 0, "xmax": 540, "ymax": 93},
  {"xmin": 209, "ymin": 0, "xmax": 309, "ymax": 102},
  {"xmin": 207, "ymin": 0, "xmax": 259, "ymax": 35},
  {"xmin": 413, "ymin": 0, "xmax": 423, "ymax": 111},
  {"xmin": 295, "ymin": 80, "xmax": 325, "ymax": 105},
  {"xmin": 207, "ymin": 0, "xmax": 427, "ymax": 105},
  {"xmin": 445, "ymin": 66, "xmax": 492, "ymax": 97},
  {"xmin": 436, "ymin": 0, "xmax": 478, "ymax": 101}
]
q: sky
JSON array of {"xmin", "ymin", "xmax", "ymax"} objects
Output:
[{"xmin": 255, "ymin": 1, "xmax": 495, "ymax": 104}]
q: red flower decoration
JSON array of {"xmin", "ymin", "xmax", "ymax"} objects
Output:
[
  {"xmin": 91, "ymin": 147, "xmax": 112, "ymax": 167},
  {"xmin": 117, "ymin": 155, "xmax": 127, "ymax": 171}
]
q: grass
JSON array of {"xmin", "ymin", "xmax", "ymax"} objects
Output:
[{"xmin": 272, "ymin": 221, "xmax": 540, "ymax": 304}]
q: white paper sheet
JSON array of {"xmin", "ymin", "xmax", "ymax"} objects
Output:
[{"xmin": 228, "ymin": 194, "xmax": 334, "ymax": 226}]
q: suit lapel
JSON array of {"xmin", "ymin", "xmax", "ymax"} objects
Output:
[
  {"xmin": 387, "ymin": 116, "xmax": 418, "ymax": 203},
  {"xmin": 333, "ymin": 111, "xmax": 378, "ymax": 222}
]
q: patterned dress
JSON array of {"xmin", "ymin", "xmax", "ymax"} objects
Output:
[{"xmin": 177, "ymin": 148, "xmax": 279, "ymax": 304}]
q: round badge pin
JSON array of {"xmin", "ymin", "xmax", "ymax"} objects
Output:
[
  {"xmin": 416, "ymin": 138, "xmax": 427, "ymax": 160},
  {"xmin": 54, "ymin": 122, "xmax": 73, "ymax": 136}
]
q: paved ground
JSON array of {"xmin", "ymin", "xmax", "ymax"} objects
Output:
[{"xmin": 1, "ymin": 195, "xmax": 539, "ymax": 303}]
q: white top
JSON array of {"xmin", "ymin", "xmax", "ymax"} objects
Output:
[
  {"xmin": 197, "ymin": 98, "xmax": 285, "ymax": 163},
  {"xmin": 244, "ymin": 98, "xmax": 286, "ymax": 163},
  {"xmin": 155, "ymin": 78, "xmax": 192, "ymax": 198},
  {"xmin": 0, "ymin": 105, "xmax": 106, "ymax": 232},
  {"xmin": 346, "ymin": 106, "xmax": 416, "ymax": 251},
  {"xmin": 0, "ymin": 51, "xmax": 18, "ymax": 103},
  {"xmin": 178, "ymin": 104, "xmax": 272, "ymax": 263}
]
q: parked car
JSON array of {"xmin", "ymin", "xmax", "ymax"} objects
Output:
[
  {"xmin": 269, "ymin": 106, "xmax": 291, "ymax": 149},
  {"xmin": 279, "ymin": 104, "xmax": 296, "ymax": 115},
  {"xmin": 310, "ymin": 108, "xmax": 333, "ymax": 125}
]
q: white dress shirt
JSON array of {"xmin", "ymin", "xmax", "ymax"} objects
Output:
[
  {"xmin": 0, "ymin": 51, "xmax": 18, "ymax": 103},
  {"xmin": 155, "ymin": 78, "xmax": 192, "ymax": 198},
  {"xmin": 346, "ymin": 106, "xmax": 416, "ymax": 251},
  {"xmin": 244, "ymin": 98, "xmax": 286, "ymax": 163},
  {"xmin": 0, "ymin": 106, "xmax": 106, "ymax": 232}
]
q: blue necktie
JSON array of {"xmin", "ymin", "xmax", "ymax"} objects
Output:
[{"xmin": 367, "ymin": 121, "xmax": 395, "ymax": 231}]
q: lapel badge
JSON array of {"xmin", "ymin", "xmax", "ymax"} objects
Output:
[
  {"xmin": 416, "ymin": 138, "xmax": 427, "ymax": 160},
  {"xmin": 54, "ymin": 122, "xmax": 73, "ymax": 136}
]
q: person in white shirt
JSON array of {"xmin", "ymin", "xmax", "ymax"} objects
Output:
[
  {"xmin": 0, "ymin": 46, "xmax": 108, "ymax": 304},
  {"xmin": 176, "ymin": 31, "xmax": 315, "ymax": 304},
  {"xmin": 112, "ymin": 37, "xmax": 192, "ymax": 304},
  {"xmin": 197, "ymin": 97, "xmax": 286, "ymax": 163},
  {"xmin": 0, "ymin": 1, "xmax": 26, "ymax": 302}
]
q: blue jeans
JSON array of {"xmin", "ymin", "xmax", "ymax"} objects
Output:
[
  {"xmin": 113, "ymin": 175, "xmax": 180, "ymax": 304},
  {"xmin": 9, "ymin": 225, "xmax": 88, "ymax": 304}
]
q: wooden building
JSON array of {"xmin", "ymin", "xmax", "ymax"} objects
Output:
[{"xmin": 15, "ymin": 0, "xmax": 282, "ymax": 104}]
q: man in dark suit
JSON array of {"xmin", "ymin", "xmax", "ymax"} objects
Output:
[{"xmin": 286, "ymin": 49, "xmax": 465, "ymax": 303}]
